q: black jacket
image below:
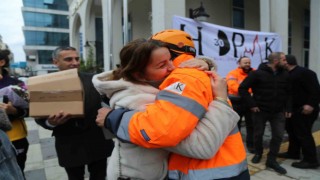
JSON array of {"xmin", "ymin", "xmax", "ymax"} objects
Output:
[
  {"xmin": 288, "ymin": 66, "xmax": 320, "ymax": 110},
  {"xmin": 36, "ymin": 72, "xmax": 114, "ymax": 167},
  {"xmin": 238, "ymin": 63, "xmax": 292, "ymax": 113}
]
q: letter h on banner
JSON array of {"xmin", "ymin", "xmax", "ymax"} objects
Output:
[{"xmin": 180, "ymin": 24, "xmax": 204, "ymax": 55}]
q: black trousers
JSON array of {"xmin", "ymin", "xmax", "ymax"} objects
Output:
[
  {"xmin": 285, "ymin": 107, "xmax": 319, "ymax": 163},
  {"xmin": 12, "ymin": 137, "xmax": 29, "ymax": 178},
  {"xmin": 231, "ymin": 100, "xmax": 254, "ymax": 148},
  {"xmin": 252, "ymin": 111, "xmax": 286, "ymax": 160},
  {"xmin": 65, "ymin": 158, "xmax": 107, "ymax": 180}
]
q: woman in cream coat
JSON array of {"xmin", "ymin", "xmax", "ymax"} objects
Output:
[{"xmin": 93, "ymin": 39, "xmax": 239, "ymax": 180}]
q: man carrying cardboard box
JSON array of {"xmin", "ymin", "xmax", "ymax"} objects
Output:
[{"xmin": 35, "ymin": 46, "xmax": 114, "ymax": 180}]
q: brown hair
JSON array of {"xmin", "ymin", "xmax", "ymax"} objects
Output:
[
  {"xmin": 0, "ymin": 49, "xmax": 11, "ymax": 75},
  {"xmin": 118, "ymin": 39, "xmax": 170, "ymax": 84},
  {"xmin": 112, "ymin": 38, "xmax": 147, "ymax": 80}
]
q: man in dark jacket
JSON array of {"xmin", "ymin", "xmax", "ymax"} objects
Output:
[
  {"xmin": 35, "ymin": 47, "xmax": 114, "ymax": 180},
  {"xmin": 278, "ymin": 54, "xmax": 320, "ymax": 169},
  {"xmin": 239, "ymin": 52, "xmax": 292, "ymax": 175}
]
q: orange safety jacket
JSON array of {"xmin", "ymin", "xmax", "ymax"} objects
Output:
[
  {"xmin": 106, "ymin": 54, "xmax": 248, "ymax": 179},
  {"xmin": 226, "ymin": 67, "xmax": 254, "ymax": 96}
]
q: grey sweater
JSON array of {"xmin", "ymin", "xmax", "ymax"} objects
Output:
[{"xmin": 92, "ymin": 71, "xmax": 239, "ymax": 180}]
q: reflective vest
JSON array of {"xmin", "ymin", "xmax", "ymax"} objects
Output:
[
  {"xmin": 116, "ymin": 54, "xmax": 248, "ymax": 179},
  {"xmin": 226, "ymin": 67, "xmax": 253, "ymax": 96}
]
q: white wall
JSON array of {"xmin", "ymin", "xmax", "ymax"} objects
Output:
[{"xmin": 130, "ymin": 0, "xmax": 152, "ymax": 39}]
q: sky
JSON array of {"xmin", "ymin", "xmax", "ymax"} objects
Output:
[{"xmin": 0, "ymin": 0, "xmax": 25, "ymax": 62}]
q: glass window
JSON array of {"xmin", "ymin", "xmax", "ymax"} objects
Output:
[
  {"xmin": 304, "ymin": 50, "xmax": 309, "ymax": 68},
  {"xmin": 303, "ymin": 9, "xmax": 310, "ymax": 67},
  {"xmin": 232, "ymin": 0, "xmax": 244, "ymax": 29},
  {"xmin": 24, "ymin": 31, "xmax": 69, "ymax": 46},
  {"xmin": 95, "ymin": 17, "xmax": 104, "ymax": 71},
  {"xmin": 303, "ymin": 10, "xmax": 310, "ymax": 44},
  {"xmin": 38, "ymin": 50, "xmax": 53, "ymax": 64},
  {"xmin": 233, "ymin": 9, "xmax": 244, "ymax": 28},
  {"xmin": 304, "ymin": 26, "xmax": 310, "ymax": 40},
  {"xmin": 23, "ymin": 0, "xmax": 68, "ymax": 11},
  {"xmin": 304, "ymin": 9, "xmax": 310, "ymax": 26},
  {"xmin": 23, "ymin": 12, "xmax": 69, "ymax": 28},
  {"xmin": 288, "ymin": 8, "xmax": 292, "ymax": 54},
  {"xmin": 233, "ymin": 0, "xmax": 244, "ymax": 8}
]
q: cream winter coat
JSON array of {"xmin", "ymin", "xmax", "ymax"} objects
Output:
[{"xmin": 92, "ymin": 71, "xmax": 239, "ymax": 180}]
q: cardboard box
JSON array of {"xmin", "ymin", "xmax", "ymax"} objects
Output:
[{"xmin": 27, "ymin": 69, "xmax": 84, "ymax": 118}]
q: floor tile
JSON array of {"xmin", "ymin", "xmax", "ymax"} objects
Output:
[
  {"xmin": 25, "ymin": 119, "xmax": 39, "ymax": 131},
  {"xmin": 38, "ymin": 128, "xmax": 53, "ymax": 139},
  {"xmin": 25, "ymin": 168, "xmax": 46, "ymax": 180},
  {"xmin": 43, "ymin": 158, "xmax": 60, "ymax": 168},
  {"xmin": 25, "ymin": 144, "xmax": 44, "ymax": 171},
  {"xmin": 27, "ymin": 129, "xmax": 40, "ymax": 145},
  {"xmin": 40, "ymin": 137, "xmax": 57, "ymax": 160},
  {"xmin": 252, "ymin": 170, "xmax": 293, "ymax": 180},
  {"xmin": 45, "ymin": 165, "xmax": 68, "ymax": 180}
]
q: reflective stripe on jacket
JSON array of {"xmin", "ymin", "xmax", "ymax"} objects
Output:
[{"xmin": 168, "ymin": 127, "xmax": 248, "ymax": 179}]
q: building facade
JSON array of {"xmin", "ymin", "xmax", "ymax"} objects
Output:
[
  {"xmin": 65, "ymin": 0, "xmax": 319, "ymax": 79},
  {"xmin": 22, "ymin": 0, "xmax": 70, "ymax": 75},
  {"xmin": 0, "ymin": 35, "xmax": 10, "ymax": 50}
]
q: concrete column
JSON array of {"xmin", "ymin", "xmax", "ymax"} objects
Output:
[
  {"xmin": 82, "ymin": 0, "xmax": 93, "ymax": 59},
  {"xmin": 151, "ymin": 0, "xmax": 185, "ymax": 34},
  {"xmin": 102, "ymin": 0, "xmax": 111, "ymax": 70},
  {"xmin": 270, "ymin": 0, "xmax": 288, "ymax": 53},
  {"xmin": 112, "ymin": 0, "xmax": 123, "ymax": 68},
  {"xmin": 69, "ymin": 0, "xmax": 87, "ymax": 57},
  {"xmin": 260, "ymin": 0, "xmax": 270, "ymax": 32},
  {"xmin": 101, "ymin": 0, "xmax": 122, "ymax": 70},
  {"xmin": 309, "ymin": 0, "xmax": 320, "ymax": 79}
]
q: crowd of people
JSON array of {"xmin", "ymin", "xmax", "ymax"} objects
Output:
[
  {"xmin": 228, "ymin": 52, "xmax": 320, "ymax": 175},
  {"xmin": 0, "ymin": 29, "xmax": 319, "ymax": 180}
]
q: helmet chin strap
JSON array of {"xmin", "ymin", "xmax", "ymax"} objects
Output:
[
  {"xmin": 166, "ymin": 43, "xmax": 196, "ymax": 56},
  {"xmin": 170, "ymin": 51, "xmax": 180, "ymax": 61}
]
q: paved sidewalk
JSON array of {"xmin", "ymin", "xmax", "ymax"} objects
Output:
[
  {"xmin": 24, "ymin": 118, "xmax": 68, "ymax": 180},
  {"xmin": 24, "ymin": 117, "xmax": 320, "ymax": 180},
  {"xmin": 249, "ymin": 131, "xmax": 320, "ymax": 179}
]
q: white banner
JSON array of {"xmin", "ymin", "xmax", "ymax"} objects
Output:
[{"xmin": 172, "ymin": 16, "xmax": 282, "ymax": 77}]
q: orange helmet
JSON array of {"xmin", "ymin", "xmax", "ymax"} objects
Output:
[{"xmin": 151, "ymin": 29, "xmax": 196, "ymax": 57}]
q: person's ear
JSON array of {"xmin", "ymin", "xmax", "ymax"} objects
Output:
[
  {"xmin": 52, "ymin": 59, "xmax": 58, "ymax": 65},
  {"xmin": 0, "ymin": 59, "xmax": 6, "ymax": 67}
]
